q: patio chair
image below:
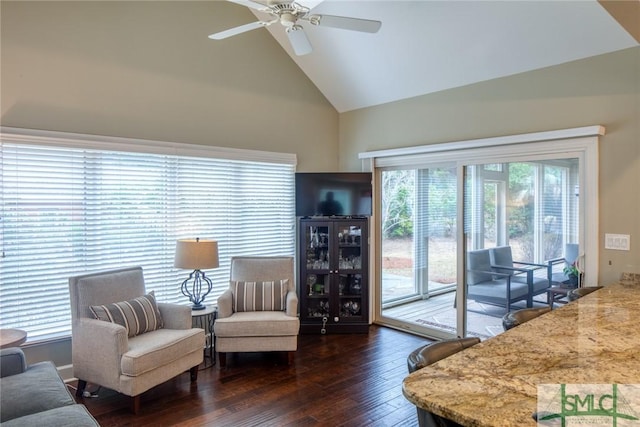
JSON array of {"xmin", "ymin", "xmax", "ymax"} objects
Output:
[
  {"xmin": 466, "ymin": 248, "xmax": 531, "ymax": 313},
  {"xmin": 490, "ymin": 246, "xmax": 550, "ymax": 302},
  {"xmin": 547, "ymin": 243, "xmax": 579, "ymax": 286}
]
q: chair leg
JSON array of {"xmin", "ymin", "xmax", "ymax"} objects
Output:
[
  {"xmin": 219, "ymin": 352, "xmax": 226, "ymax": 367},
  {"xmin": 75, "ymin": 380, "xmax": 87, "ymax": 398},
  {"xmin": 190, "ymin": 366, "xmax": 198, "ymax": 382},
  {"xmin": 132, "ymin": 395, "xmax": 141, "ymax": 415},
  {"xmin": 287, "ymin": 351, "xmax": 295, "ymax": 366}
]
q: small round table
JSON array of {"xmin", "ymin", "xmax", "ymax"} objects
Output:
[
  {"xmin": 0, "ymin": 328, "xmax": 27, "ymax": 349},
  {"xmin": 191, "ymin": 305, "xmax": 217, "ymax": 367}
]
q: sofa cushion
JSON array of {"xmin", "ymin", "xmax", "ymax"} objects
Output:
[
  {"xmin": 0, "ymin": 361, "xmax": 75, "ymax": 423},
  {"xmin": 231, "ymin": 280, "xmax": 288, "ymax": 312},
  {"xmin": 90, "ymin": 291, "xmax": 163, "ymax": 337},
  {"xmin": 214, "ymin": 311, "xmax": 300, "ymax": 337},
  {"xmin": 0, "ymin": 347, "xmax": 27, "ymax": 378},
  {"xmin": 0, "ymin": 404, "xmax": 100, "ymax": 427},
  {"xmin": 121, "ymin": 327, "xmax": 204, "ymax": 377}
]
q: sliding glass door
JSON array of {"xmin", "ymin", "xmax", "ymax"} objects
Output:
[
  {"xmin": 374, "ymin": 130, "xmax": 597, "ymax": 340},
  {"xmin": 462, "ymin": 159, "xmax": 579, "ymax": 336},
  {"xmin": 380, "ymin": 165, "xmax": 459, "ymax": 338}
]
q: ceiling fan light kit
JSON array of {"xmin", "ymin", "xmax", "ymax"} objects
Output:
[{"xmin": 209, "ymin": 0, "xmax": 382, "ymax": 56}]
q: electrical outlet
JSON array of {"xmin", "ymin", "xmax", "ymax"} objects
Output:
[{"xmin": 605, "ymin": 233, "xmax": 630, "ymax": 251}]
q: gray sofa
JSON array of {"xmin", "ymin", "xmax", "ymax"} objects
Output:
[{"xmin": 0, "ymin": 347, "xmax": 99, "ymax": 426}]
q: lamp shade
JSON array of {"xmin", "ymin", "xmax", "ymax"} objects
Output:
[{"xmin": 174, "ymin": 238, "xmax": 219, "ymax": 270}]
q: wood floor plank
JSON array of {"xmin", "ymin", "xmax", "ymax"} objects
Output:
[{"xmin": 74, "ymin": 325, "xmax": 429, "ymax": 426}]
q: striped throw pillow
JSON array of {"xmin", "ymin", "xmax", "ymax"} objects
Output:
[
  {"xmin": 232, "ymin": 280, "xmax": 288, "ymax": 312},
  {"xmin": 89, "ymin": 291, "xmax": 163, "ymax": 337}
]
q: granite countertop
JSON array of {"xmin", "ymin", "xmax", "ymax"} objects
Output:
[{"xmin": 402, "ymin": 281, "xmax": 640, "ymax": 427}]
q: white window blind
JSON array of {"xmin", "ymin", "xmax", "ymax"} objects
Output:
[{"xmin": 0, "ymin": 133, "xmax": 296, "ymax": 342}]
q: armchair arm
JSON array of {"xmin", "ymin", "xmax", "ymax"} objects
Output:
[
  {"xmin": 217, "ymin": 289, "xmax": 233, "ymax": 319},
  {"xmin": 492, "ymin": 264, "xmax": 535, "ymax": 289},
  {"xmin": 547, "ymin": 257, "xmax": 565, "ymax": 265},
  {"xmin": 491, "ymin": 264, "xmax": 534, "ymax": 275},
  {"xmin": 72, "ymin": 318, "xmax": 128, "ymax": 390},
  {"xmin": 468, "ymin": 268, "xmax": 515, "ymax": 295},
  {"xmin": 285, "ymin": 289, "xmax": 298, "ymax": 317},
  {"xmin": 157, "ymin": 303, "xmax": 191, "ymax": 329},
  {"xmin": 513, "ymin": 261, "xmax": 547, "ymax": 269},
  {"xmin": 0, "ymin": 347, "xmax": 27, "ymax": 378},
  {"xmin": 547, "ymin": 257, "xmax": 567, "ymax": 281}
]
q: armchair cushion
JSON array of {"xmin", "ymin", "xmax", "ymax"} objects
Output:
[
  {"xmin": 121, "ymin": 327, "xmax": 204, "ymax": 376},
  {"xmin": 89, "ymin": 290, "xmax": 163, "ymax": 337},
  {"xmin": 232, "ymin": 280, "xmax": 288, "ymax": 312},
  {"xmin": 214, "ymin": 311, "xmax": 300, "ymax": 337}
]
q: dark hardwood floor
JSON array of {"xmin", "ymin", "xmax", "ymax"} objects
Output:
[{"xmin": 72, "ymin": 325, "xmax": 430, "ymax": 427}]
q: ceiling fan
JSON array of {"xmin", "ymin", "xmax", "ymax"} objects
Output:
[{"xmin": 208, "ymin": 0, "xmax": 382, "ymax": 56}]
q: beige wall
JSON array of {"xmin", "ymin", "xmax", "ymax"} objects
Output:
[
  {"xmin": 0, "ymin": 1, "xmax": 339, "ymax": 171},
  {"xmin": 340, "ymin": 46, "xmax": 640, "ymax": 285},
  {"xmin": 0, "ymin": 0, "xmax": 339, "ymax": 367}
]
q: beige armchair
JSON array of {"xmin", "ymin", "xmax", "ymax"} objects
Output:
[
  {"xmin": 214, "ymin": 256, "xmax": 299, "ymax": 367},
  {"xmin": 69, "ymin": 267, "xmax": 205, "ymax": 414}
]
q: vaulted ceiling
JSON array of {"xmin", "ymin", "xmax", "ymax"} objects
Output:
[{"xmin": 214, "ymin": 0, "xmax": 639, "ymax": 113}]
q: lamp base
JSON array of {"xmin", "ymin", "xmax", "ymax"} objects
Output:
[{"xmin": 180, "ymin": 269, "xmax": 213, "ymax": 311}]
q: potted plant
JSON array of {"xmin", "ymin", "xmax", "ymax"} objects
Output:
[{"xmin": 563, "ymin": 261, "xmax": 581, "ymax": 287}]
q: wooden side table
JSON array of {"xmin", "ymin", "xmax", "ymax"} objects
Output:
[{"xmin": 0, "ymin": 328, "xmax": 27, "ymax": 349}]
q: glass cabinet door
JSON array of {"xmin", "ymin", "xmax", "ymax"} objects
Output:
[
  {"xmin": 302, "ymin": 223, "xmax": 331, "ymax": 320},
  {"xmin": 335, "ymin": 222, "xmax": 365, "ymax": 322}
]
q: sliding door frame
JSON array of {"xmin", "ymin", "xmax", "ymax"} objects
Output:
[{"xmin": 361, "ymin": 126, "xmax": 604, "ymax": 338}]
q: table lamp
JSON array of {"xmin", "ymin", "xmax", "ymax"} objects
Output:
[{"xmin": 174, "ymin": 238, "xmax": 219, "ymax": 310}]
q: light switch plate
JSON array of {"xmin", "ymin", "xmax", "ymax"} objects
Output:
[{"xmin": 605, "ymin": 233, "xmax": 630, "ymax": 251}]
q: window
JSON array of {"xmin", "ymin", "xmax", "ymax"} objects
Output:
[{"xmin": 0, "ymin": 128, "xmax": 296, "ymax": 342}]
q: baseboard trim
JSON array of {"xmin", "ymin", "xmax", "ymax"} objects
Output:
[{"xmin": 58, "ymin": 364, "xmax": 75, "ymax": 382}]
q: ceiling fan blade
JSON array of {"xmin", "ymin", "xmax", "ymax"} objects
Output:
[
  {"xmin": 314, "ymin": 15, "xmax": 381, "ymax": 33},
  {"xmin": 227, "ymin": 0, "xmax": 268, "ymax": 11},
  {"xmin": 286, "ymin": 26, "xmax": 312, "ymax": 56},
  {"xmin": 208, "ymin": 21, "xmax": 266, "ymax": 40}
]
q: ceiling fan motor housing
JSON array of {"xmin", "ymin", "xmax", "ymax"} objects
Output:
[{"xmin": 280, "ymin": 13, "xmax": 297, "ymax": 27}]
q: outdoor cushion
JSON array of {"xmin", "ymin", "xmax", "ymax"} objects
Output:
[
  {"xmin": 467, "ymin": 249, "xmax": 493, "ymax": 285},
  {"xmin": 490, "ymin": 246, "xmax": 515, "ymax": 275},
  {"xmin": 467, "ymin": 280, "xmax": 529, "ymax": 300}
]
